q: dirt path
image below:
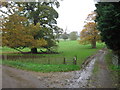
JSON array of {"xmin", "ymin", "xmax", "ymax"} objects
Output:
[
  {"xmin": 2, "ymin": 65, "xmax": 47, "ymax": 88},
  {"xmin": 88, "ymin": 49, "xmax": 118, "ymax": 88},
  {"xmin": 2, "ymin": 49, "xmax": 117, "ymax": 88}
]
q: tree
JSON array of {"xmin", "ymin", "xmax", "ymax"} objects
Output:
[
  {"xmin": 79, "ymin": 11, "xmax": 100, "ymax": 48},
  {"xmin": 95, "ymin": 2, "xmax": 120, "ymax": 63},
  {"xmin": 61, "ymin": 32, "xmax": 69, "ymax": 41},
  {"xmin": 1, "ymin": 13, "xmax": 47, "ymax": 52},
  {"xmin": 79, "ymin": 22, "xmax": 100, "ymax": 48},
  {"xmin": 17, "ymin": 1, "xmax": 61, "ymax": 53},
  {"xmin": 69, "ymin": 31, "xmax": 78, "ymax": 40},
  {"xmin": 0, "ymin": 1, "xmax": 62, "ymax": 53}
]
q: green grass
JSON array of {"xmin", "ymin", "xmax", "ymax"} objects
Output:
[
  {"xmin": 0, "ymin": 59, "xmax": 2, "ymax": 64},
  {"xmin": 56, "ymin": 41, "xmax": 105, "ymax": 64},
  {"xmin": 0, "ymin": 47, "xmax": 45, "ymax": 54},
  {"xmin": 2, "ymin": 60, "xmax": 80, "ymax": 72},
  {"xmin": 1, "ymin": 40, "xmax": 105, "ymax": 72},
  {"xmin": 105, "ymin": 50, "xmax": 120, "ymax": 88},
  {"xmin": 105, "ymin": 51, "xmax": 120, "ymax": 72}
]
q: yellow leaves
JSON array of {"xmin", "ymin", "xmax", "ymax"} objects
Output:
[
  {"xmin": 18, "ymin": 7, "xmax": 24, "ymax": 11},
  {"xmin": 2, "ymin": 13, "xmax": 47, "ymax": 48},
  {"xmin": 2, "ymin": 37, "xmax": 9, "ymax": 46},
  {"xmin": 27, "ymin": 23, "xmax": 41, "ymax": 36},
  {"xmin": 31, "ymin": 38, "xmax": 47, "ymax": 48},
  {"xmin": 84, "ymin": 22, "xmax": 97, "ymax": 30},
  {"xmin": 36, "ymin": 38, "xmax": 47, "ymax": 47},
  {"xmin": 79, "ymin": 22, "xmax": 101, "ymax": 45},
  {"xmin": 8, "ymin": 14, "xmax": 27, "ymax": 25}
]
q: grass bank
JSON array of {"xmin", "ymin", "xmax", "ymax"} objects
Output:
[
  {"xmin": 2, "ymin": 60, "xmax": 80, "ymax": 72},
  {"xmin": 1, "ymin": 40, "xmax": 105, "ymax": 72},
  {"xmin": 105, "ymin": 51, "xmax": 119, "ymax": 72},
  {"xmin": 105, "ymin": 51, "xmax": 120, "ymax": 88}
]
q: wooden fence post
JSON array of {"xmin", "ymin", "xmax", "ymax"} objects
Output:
[
  {"xmin": 4, "ymin": 55, "xmax": 7, "ymax": 60},
  {"xmin": 48, "ymin": 57, "xmax": 50, "ymax": 64},
  {"xmin": 63, "ymin": 57, "xmax": 66, "ymax": 64},
  {"xmin": 73, "ymin": 56, "xmax": 77, "ymax": 65}
]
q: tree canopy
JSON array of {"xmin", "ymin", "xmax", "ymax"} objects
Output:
[
  {"xmin": 79, "ymin": 12, "xmax": 101, "ymax": 48},
  {"xmin": 79, "ymin": 22, "xmax": 100, "ymax": 48},
  {"xmin": 61, "ymin": 32, "xmax": 69, "ymax": 41},
  {"xmin": 1, "ymin": 13, "xmax": 47, "ymax": 52},
  {"xmin": 0, "ymin": 1, "xmax": 62, "ymax": 53},
  {"xmin": 95, "ymin": 2, "xmax": 120, "ymax": 62},
  {"xmin": 69, "ymin": 31, "xmax": 78, "ymax": 40},
  {"xmin": 17, "ymin": 1, "xmax": 61, "ymax": 53}
]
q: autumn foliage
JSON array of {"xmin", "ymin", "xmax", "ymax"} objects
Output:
[
  {"xmin": 80, "ymin": 22, "xmax": 100, "ymax": 48},
  {"xmin": 79, "ymin": 12, "xmax": 101, "ymax": 48},
  {"xmin": 1, "ymin": 14, "xmax": 47, "ymax": 50}
]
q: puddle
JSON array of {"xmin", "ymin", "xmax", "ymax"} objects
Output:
[
  {"xmin": 2, "ymin": 50, "xmax": 105, "ymax": 88},
  {"xmin": 65, "ymin": 58, "xmax": 96, "ymax": 88}
]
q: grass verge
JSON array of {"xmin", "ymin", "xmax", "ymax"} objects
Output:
[
  {"xmin": 2, "ymin": 60, "xmax": 80, "ymax": 72},
  {"xmin": 105, "ymin": 51, "xmax": 120, "ymax": 88},
  {"xmin": 105, "ymin": 51, "xmax": 120, "ymax": 72}
]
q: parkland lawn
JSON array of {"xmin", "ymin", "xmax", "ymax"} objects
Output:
[{"xmin": 1, "ymin": 40, "xmax": 105, "ymax": 72}]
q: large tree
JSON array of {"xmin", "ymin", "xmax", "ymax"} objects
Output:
[
  {"xmin": 17, "ymin": 1, "xmax": 61, "ymax": 53},
  {"xmin": 79, "ymin": 22, "xmax": 100, "ymax": 48},
  {"xmin": 79, "ymin": 11, "xmax": 101, "ymax": 48},
  {"xmin": 1, "ymin": 13, "xmax": 47, "ymax": 52},
  {"xmin": 95, "ymin": 2, "xmax": 120, "ymax": 63},
  {"xmin": 0, "ymin": 1, "xmax": 62, "ymax": 53}
]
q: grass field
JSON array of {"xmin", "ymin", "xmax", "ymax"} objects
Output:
[{"xmin": 1, "ymin": 40, "xmax": 105, "ymax": 72}]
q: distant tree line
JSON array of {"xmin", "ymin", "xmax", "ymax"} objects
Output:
[{"xmin": 60, "ymin": 31, "xmax": 78, "ymax": 41}]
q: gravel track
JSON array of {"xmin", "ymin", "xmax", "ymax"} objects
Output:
[{"xmin": 2, "ymin": 49, "xmax": 117, "ymax": 88}]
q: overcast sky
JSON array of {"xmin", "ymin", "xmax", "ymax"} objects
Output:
[
  {"xmin": 0, "ymin": 0, "xmax": 96, "ymax": 34},
  {"xmin": 56, "ymin": 0, "xmax": 96, "ymax": 34}
]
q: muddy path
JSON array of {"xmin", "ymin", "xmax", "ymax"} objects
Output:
[
  {"xmin": 2, "ymin": 49, "xmax": 117, "ymax": 88},
  {"xmin": 87, "ymin": 49, "xmax": 119, "ymax": 88}
]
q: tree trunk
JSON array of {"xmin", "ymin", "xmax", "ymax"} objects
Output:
[
  {"xmin": 31, "ymin": 48, "xmax": 37, "ymax": 53},
  {"xmin": 91, "ymin": 40, "xmax": 96, "ymax": 48},
  {"xmin": 31, "ymin": 20, "xmax": 38, "ymax": 53}
]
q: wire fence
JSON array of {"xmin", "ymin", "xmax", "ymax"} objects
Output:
[
  {"xmin": 112, "ymin": 54, "xmax": 118, "ymax": 66},
  {"xmin": 2, "ymin": 55, "xmax": 77, "ymax": 65}
]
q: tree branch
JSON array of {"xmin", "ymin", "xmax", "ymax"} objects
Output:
[
  {"xmin": 13, "ymin": 48, "xmax": 24, "ymax": 53},
  {"xmin": 0, "ymin": 10, "xmax": 10, "ymax": 16}
]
